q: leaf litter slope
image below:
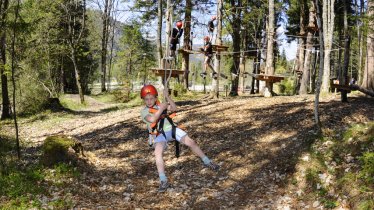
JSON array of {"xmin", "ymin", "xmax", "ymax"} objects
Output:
[{"xmin": 10, "ymin": 95, "xmax": 374, "ymax": 208}]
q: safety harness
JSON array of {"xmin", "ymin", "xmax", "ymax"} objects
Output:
[{"xmin": 147, "ymin": 101, "xmax": 182, "ymax": 158}]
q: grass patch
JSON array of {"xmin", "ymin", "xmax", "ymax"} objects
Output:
[
  {"xmin": 92, "ymin": 91, "xmax": 120, "ymax": 103},
  {"xmin": 0, "ymin": 135, "xmax": 79, "ymax": 209},
  {"xmin": 300, "ymin": 122, "xmax": 374, "ymax": 209},
  {"xmin": 59, "ymin": 95, "xmax": 88, "ymax": 111},
  {"xmin": 172, "ymin": 90, "xmax": 206, "ymax": 102}
]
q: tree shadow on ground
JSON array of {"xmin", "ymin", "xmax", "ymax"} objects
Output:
[{"xmin": 68, "ymin": 96, "xmax": 374, "ymax": 208}]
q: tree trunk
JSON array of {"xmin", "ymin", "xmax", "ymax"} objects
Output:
[
  {"xmin": 362, "ymin": 0, "xmax": 374, "ymax": 91},
  {"xmin": 0, "ymin": 0, "xmax": 11, "ymax": 120},
  {"xmin": 66, "ymin": 0, "xmax": 86, "ymax": 104},
  {"xmin": 239, "ymin": 53, "xmax": 246, "ymax": 94},
  {"xmin": 165, "ymin": 0, "xmax": 172, "ymax": 58},
  {"xmin": 314, "ymin": 0, "xmax": 324, "ymax": 129},
  {"xmin": 357, "ymin": 0, "xmax": 364, "ymax": 84},
  {"xmin": 10, "ymin": 0, "xmax": 21, "ymax": 159},
  {"xmin": 265, "ymin": 0, "xmax": 275, "ymax": 76},
  {"xmin": 182, "ymin": 0, "xmax": 191, "ymax": 90},
  {"xmin": 71, "ymin": 48, "xmax": 85, "ymax": 103},
  {"xmin": 251, "ymin": 45, "xmax": 261, "ymax": 94},
  {"xmin": 211, "ymin": 0, "xmax": 223, "ymax": 99},
  {"xmin": 321, "ymin": 0, "xmax": 335, "ymax": 92},
  {"xmin": 340, "ymin": 0, "xmax": 350, "ymax": 102},
  {"xmin": 229, "ymin": 0, "xmax": 241, "ymax": 96},
  {"xmin": 300, "ymin": 1, "xmax": 316, "ymax": 95},
  {"xmin": 311, "ymin": 50, "xmax": 319, "ymax": 93},
  {"xmin": 60, "ymin": 56, "xmax": 65, "ymax": 94},
  {"xmin": 101, "ymin": 0, "xmax": 111, "ymax": 92},
  {"xmin": 296, "ymin": 0, "xmax": 307, "ymax": 82},
  {"xmin": 108, "ymin": 3, "xmax": 117, "ymax": 92},
  {"xmin": 157, "ymin": 0, "xmax": 163, "ymax": 67},
  {"xmin": 264, "ymin": 0, "xmax": 275, "ymax": 97}
]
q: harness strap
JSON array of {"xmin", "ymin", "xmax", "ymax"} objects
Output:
[
  {"xmin": 166, "ymin": 116, "xmax": 179, "ymax": 158},
  {"xmin": 148, "ymin": 106, "xmax": 181, "ymax": 158}
]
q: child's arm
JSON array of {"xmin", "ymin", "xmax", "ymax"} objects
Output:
[
  {"xmin": 144, "ymin": 102, "xmax": 168, "ymax": 123},
  {"xmin": 163, "ymin": 89, "xmax": 177, "ymax": 112}
]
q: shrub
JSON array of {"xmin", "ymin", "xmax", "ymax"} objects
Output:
[{"xmin": 278, "ymin": 77, "xmax": 296, "ymax": 95}]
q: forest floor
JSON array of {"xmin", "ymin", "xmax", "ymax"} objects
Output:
[{"xmin": 1, "ymin": 93, "xmax": 374, "ymax": 209}]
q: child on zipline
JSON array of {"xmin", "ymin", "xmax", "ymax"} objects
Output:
[
  {"xmin": 200, "ymin": 36, "xmax": 217, "ymax": 79},
  {"xmin": 170, "ymin": 21, "xmax": 183, "ymax": 57},
  {"xmin": 140, "ymin": 85, "xmax": 219, "ymax": 192}
]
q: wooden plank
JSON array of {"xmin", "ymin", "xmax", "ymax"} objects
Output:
[
  {"xmin": 177, "ymin": 49, "xmax": 203, "ymax": 55},
  {"xmin": 249, "ymin": 73, "xmax": 285, "ymax": 82},
  {"xmin": 150, "ymin": 68, "xmax": 184, "ymax": 78},
  {"xmin": 212, "ymin": 44, "xmax": 229, "ymax": 52}
]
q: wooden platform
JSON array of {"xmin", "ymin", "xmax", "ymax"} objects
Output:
[
  {"xmin": 331, "ymin": 84, "xmax": 352, "ymax": 92},
  {"xmin": 212, "ymin": 44, "xmax": 229, "ymax": 52},
  {"xmin": 150, "ymin": 68, "xmax": 184, "ymax": 78},
  {"xmin": 177, "ymin": 49, "xmax": 204, "ymax": 55},
  {"xmin": 250, "ymin": 74, "xmax": 285, "ymax": 83}
]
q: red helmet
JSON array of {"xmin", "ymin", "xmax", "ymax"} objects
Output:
[
  {"xmin": 204, "ymin": 36, "xmax": 210, "ymax": 41},
  {"xmin": 211, "ymin": 16, "xmax": 217, "ymax": 20},
  {"xmin": 140, "ymin": 85, "xmax": 158, "ymax": 98},
  {"xmin": 176, "ymin": 21, "xmax": 183, "ymax": 29}
]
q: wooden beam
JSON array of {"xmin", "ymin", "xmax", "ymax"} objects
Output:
[
  {"xmin": 249, "ymin": 73, "xmax": 285, "ymax": 82},
  {"xmin": 177, "ymin": 49, "xmax": 203, "ymax": 55},
  {"xmin": 150, "ymin": 68, "xmax": 184, "ymax": 78}
]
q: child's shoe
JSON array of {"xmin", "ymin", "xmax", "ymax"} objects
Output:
[
  {"xmin": 212, "ymin": 72, "xmax": 218, "ymax": 79},
  {"xmin": 205, "ymin": 161, "xmax": 220, "ymax": 171},
  {"xmin": 200, "ymin": 72, "xmax": 207, "ymax": 78},
  {"xmin": 158, "ymin": 180, "xmax": 169, "ymax": 192}
]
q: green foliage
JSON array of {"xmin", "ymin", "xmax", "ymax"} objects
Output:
[
  {"xmin": 305, "ymin": 168, "xmax": 320, "ymax": 188},
  {"xmin": 18, "ymin": 82, "xmax": 50, "ymax": 116},
  {"xmin": 173, "ymin": 82, "xmax": 187, "ymax": 95},
  {"xmin": 0, "ymin": 166, "xmax": 44, "ymax": 198},
  {"xmin": 0, "ymin": 135, "xmax": 16, "ymax": 175},
  {"xmin": 359, "ymin": 152, "xmax": 374, "ymax": 184},
  {"xmin": 321, "ymin": 198, "xmax": 338, "ymax": 209},
  {"xmin": 358, "ymin": 199, "xmax": 374, "ymax": 210},
  {"xmin": 0, "ymin": 160, "xmax": 77, "ymax": 209},
  {"xmin": 48, "ymin": 198, "xmax": 73, "ymax": 209},
  {"xmin": 278, "ymin": 77, "xmax": 296, "ymax": 95},
  {"xmin": 115, "ymin": 21, "xmax": 156, "ymax": 84}
]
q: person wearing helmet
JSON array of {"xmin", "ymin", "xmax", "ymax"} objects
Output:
[
  {"xmin": 207, "ymin": 16, "xmax": 216, "ymax": 42},
  {"xmin": 140, "ymin": 85, "xmax": 220, "ymax": 192},
  {"xmin": 208, "ymin": 16, "xmax": 216, "ymax": 33},
  {"xmin": 170, "ymin": 21, "xmax": 184, "ymax": 57},
  {"xmin": 200, "ymin": 36, "xmax": 217, "ymax": 79}
]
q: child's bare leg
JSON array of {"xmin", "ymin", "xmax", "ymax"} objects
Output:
[
  {"xmin": 203, "ymin": 62, "xmax": 208, "ymax": 73},
  {"xmin": 180, "ymin": 135, "xmax": 219, "ymax": 171},
  {"xmin": 208, "ymin": 63, "xmax": 214, "ymax": 73},
  {"xmin": 180, "ymin": 135, "xmax": 205, "ymax": 158},
  {"xmin": 154, "ymin": 142, "xmax": 167, "ymax": 181}
]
